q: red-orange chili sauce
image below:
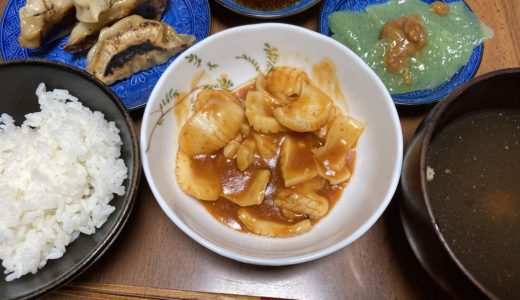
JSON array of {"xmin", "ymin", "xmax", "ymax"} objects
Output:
[
  {"xmin": 234, "ymin": 0, "xmax": 298, "ymax": 10},
  {"xmin": 188, "ymin": 83, "xmax": 357, "ymax": 233}
]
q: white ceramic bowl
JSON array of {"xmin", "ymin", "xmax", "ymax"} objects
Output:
[{"xmin": 141, "ymin": 23, "xmax": 403, "ymax": 265}]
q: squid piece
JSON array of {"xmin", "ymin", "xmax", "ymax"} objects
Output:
[
  {"xmin": 236, "ymin": 139, "xmax": 257, "ymax": 171},
  {"xmin": 245, "ymin": 90, "xmax": 286, "ymax": 134},
  {"xmin": 180, "ymin": 96, "xmax": 245, "ymax": 156},
  {"xmin": 273, "ymin": 82, "xmax": 333, "ymax": 132},
  {"xmin": 86, "ymin": 15, "xmax": 195, "ymax": 85},
  {"xmin": 274, "ymin": 178, "xmax": 329, "ymax": 218},
  {"xmin": 266, "ymin": 67, "xmax": 309, "ymax": 103},
  {"xmin": 195, "ymin": 89, "xmax": 241, "ymax": 112},
  {"xmin": 279, "ymin": 135, "xmax": 318, "ymax": 187},
  {"xmin": 223, "ymin": 134, "xmax": 243, "ymax": 159},
  {"xmin": 255, "ymin": 73, "xmax": 291, "ymax": 106},
  {"xmin": 313, "ymin": 116, "xmax": 364, "ymax": 185},
  {"xmin": 252, "ymin": 133, "xmax": 277, "ymax": 160},
  {"xmin": 18, "ymin": 0, "xmax": 76, "ymax": 48},
  {"xmin": 65, "ymin": 0, "xmax": 167, "ymax": 52},
  {"xmin": 176, "ymin": 152, "xmax": 220, "ymax": 201},
  {"xmin": 222, "ymin": 170, "xmax": 270, "ymax": 206},
  {"xmin": 238, "ymin": 209, "xmax": 312, "ymax": 237}
]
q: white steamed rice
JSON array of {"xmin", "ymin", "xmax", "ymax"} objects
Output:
[{"xmin": 0, "ymin": 83, "xmax": 128, "ymax": 281}]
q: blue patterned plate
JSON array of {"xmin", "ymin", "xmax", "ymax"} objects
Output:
[
  {"xmin": 319, "ymin": 0, "xmax": 483, "ymax": 105},
  {"xmin": 0, "ymin": 0, "xmax": 211, "ymax": 110},
  {"xmin": 214, "ymin": 0, "xmax": 320, "ymax": 18}
]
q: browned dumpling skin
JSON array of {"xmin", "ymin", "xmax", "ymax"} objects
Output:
[
  {"xmin": 19, "ymin": 0, "xmax": 76, "ymax": 48},
  {"xmin": 65, "ymin": 0, "xmax": 166, "ymax": 52},
  {"xmin": 72, "ymin": 0, "xmax": 110, "ymax": 23},
  {"xmin": 86, "ymin": 15, "xmax": 195, "ymax": 85}
]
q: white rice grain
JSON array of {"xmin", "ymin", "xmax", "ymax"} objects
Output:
[{"xmin": 0, "ymin": 83, "xmax": 128, "ymax": 281}]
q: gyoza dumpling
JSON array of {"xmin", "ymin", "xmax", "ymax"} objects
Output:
[
  {"xmin": 65, "ymin": 0, "xmax": 166, "ymax": 52},
  {"xmin": 72, "ymin": 0, "xmax": 111, "ymax": 22},
  {"xmin": 86, "ymin": 15, "xmax": 195, "ymax": 84},
  {"xmin": 18, "ymin": 0, "xmax": 75, "ymax": 48}
]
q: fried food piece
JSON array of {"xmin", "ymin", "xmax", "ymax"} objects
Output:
[
  {"xmin": 72, "ymin": 0, "xmax": 111, "ymax": 22},
  {"xmin": 86, "ymin": 15, "xmax": 195, "ymax": 84},
  {"xmin": 19, "ymin": 0, "xmax": 76, "ymax": 48},
  {"xmin": 65, "ymin": 0, "xmax": 166, "ymax": 52}
]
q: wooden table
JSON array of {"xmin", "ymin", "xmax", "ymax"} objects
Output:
[{"xmin": 2, "ymin": 1, "xmax": 519, "ymax": 299}]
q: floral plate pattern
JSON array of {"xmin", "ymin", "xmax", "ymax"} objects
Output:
[
  {"xmin": 319, "ymin": 0, "xmax": 483, "ymax": 105},
  {"xmin": 0, "ymin": 0, "xmax": 211, "ymax": 110}
]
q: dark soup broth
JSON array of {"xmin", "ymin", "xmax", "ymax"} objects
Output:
[{"xmin": 426, "ymin": 108, "xmax": 520, "ymax": 299}]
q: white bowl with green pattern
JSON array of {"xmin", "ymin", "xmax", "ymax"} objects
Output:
[{"xmin": 140, "ymin": 23, "xmax": 403, "ymax": 265}]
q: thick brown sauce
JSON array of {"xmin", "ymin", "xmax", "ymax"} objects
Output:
[
  {"xmin": 380, "ymin": 15, "xmax": 427, "ymax": 83},
  {"xmin": 189, "ymin": 84, "xmax": 356, "ymax": 233},
  {"xmin": 431, "ymin": 1, "xmax": 449, "ymax": 16},
  {"xmin": 234, "ymin": 0, "xmax": 298, "ymax": 10}
]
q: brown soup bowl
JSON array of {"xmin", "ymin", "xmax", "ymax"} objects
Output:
[{"xmin": 400, "ymin": 68, "xmax": 520, "ymax": 299}]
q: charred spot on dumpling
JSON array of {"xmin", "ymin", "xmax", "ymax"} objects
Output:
[
  {"xmin": 86, "ymin": 15, "xmax": 195, "ymax": 85},
  {"xmin": 104, "ymin": 41, "xmax": 164, "ymax": 76},
  {"xmin": 133, "ymin": 0, "xmax": 167, "ymax": 19},
  {"xmin": 19, "ymin": 0, "xmax": 76, "ymax": 48}
]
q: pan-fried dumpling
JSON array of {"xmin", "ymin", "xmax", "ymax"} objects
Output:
[
  {"xmin": 65, "ymin": 0, "xmax": 166, "ymax": 52},
  {"xmin": 19, "ymin": 0, "xmax": 75, "ymax": 48},
  {"xmin": 86, "ymin": 15, "xmax": 195, "ymax": 85},
  {"xmin": 73, "ymin": 0, "xmax": 111, "ymax": 22}
]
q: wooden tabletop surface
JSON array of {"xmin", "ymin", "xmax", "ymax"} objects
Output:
[{"xmin": 1, "ymin": 0, "xmax": 519, "ymax": 299}]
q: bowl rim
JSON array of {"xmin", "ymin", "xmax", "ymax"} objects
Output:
[
  {"xmin": 213, "ymin": 0, "xmax": 322, "ymax": 19},
  {"xmin": 417, "ymin": 67, "xmax": 520, "ymax": 299},
  {"xmin": 0, "ymin": 59, "xmax": 141, "ymax": 299},
  {"xmin": 141, "ymin": 22, "xmax": 403, "ymax": 266}
]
